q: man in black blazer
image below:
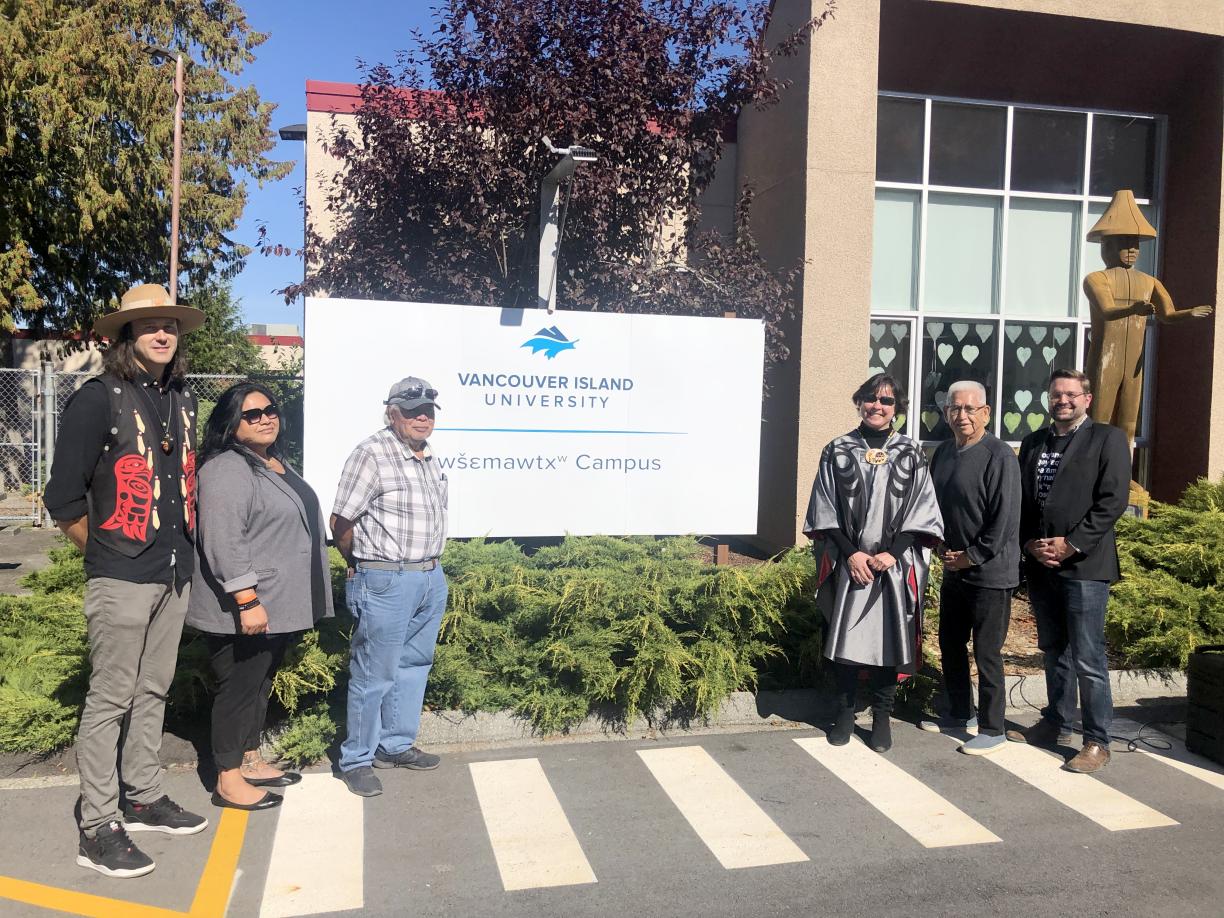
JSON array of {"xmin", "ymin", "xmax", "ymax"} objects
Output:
[{"xmin": 1008, "ymin": 369, "xmax": 1131, "ymax": 773}]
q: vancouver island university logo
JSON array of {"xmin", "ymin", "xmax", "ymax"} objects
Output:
[{"xmin": 521, "ymin": 326, "xmax": 577, "ymax": 359}]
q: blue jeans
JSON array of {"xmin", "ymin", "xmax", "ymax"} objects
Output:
[
  {"xmin": 339, "ymin": 565, "xmax": 448, "ymax": 771},
  {"xmin": 1026, "ymin": 570, "xmax": 1113, "ymax": 746}
]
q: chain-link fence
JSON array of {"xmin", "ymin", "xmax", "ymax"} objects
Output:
[
  {"xmin": 0, "ymin": 369, "xmax": 304, "ymax": 526},
  {"xmin": 0, "ymin": 369, "xmax": 41, "ymax": 522}
]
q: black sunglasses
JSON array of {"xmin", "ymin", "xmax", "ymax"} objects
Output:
[
  {"xmin": 385, "ymin": 386, "xmax": 439, "ymax": 404},
  {"xmin": 861, "ymin": 394, "xmax": 896, "ymax": 406},
  {"xmin": 239, "ymin": 404, "xmax": 280, "ymax": 424}
]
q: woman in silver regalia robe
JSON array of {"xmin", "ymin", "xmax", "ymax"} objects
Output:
[{"xmin": 803, "ymin": 374, "xmax": 942, "ymax": 753}]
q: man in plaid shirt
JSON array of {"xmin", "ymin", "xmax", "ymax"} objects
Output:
[{"xmin": 331, "ymin": 376, "xmax": 449, "ymax": 797}]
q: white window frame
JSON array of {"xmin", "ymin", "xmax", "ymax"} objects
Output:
[{"xmin": 871, "ymin": 91, "xmax": 1168, "ymax": 447}]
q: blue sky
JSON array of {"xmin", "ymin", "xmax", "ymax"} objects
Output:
[{"xmin": 231, "ymin": 1, "xmax": 435, "ymax": 328}]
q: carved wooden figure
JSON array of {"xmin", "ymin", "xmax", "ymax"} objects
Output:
[{"xmin": 1083, "ymin": 189, "xmax": 1213, "ymax": 442}]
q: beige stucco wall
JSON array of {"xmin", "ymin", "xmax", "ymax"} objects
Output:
[
  {"xmin": 933, "ymin": 0, "xmax": 1224, "ymax": 36},
  {"xmin": 794, "ymin": 2, "xmax": 880, "ymax": 545},
  {"xmin": 256, "ymin": 343, "xmax": 304, "ymax": 371},
  {"xmin": 694, "ymin": 142, "xmax": 738, "ymax": 240},
  {"xmin": 738, "ymin": 0, "xmax": 881, "ymax": 547},
  {"xmin": 305, "ymin": 109, "xmax": 358, "ymax": 249},
  {"xmin": 10, "ymin": 339, "xmax": 103, "ymax": 373}
]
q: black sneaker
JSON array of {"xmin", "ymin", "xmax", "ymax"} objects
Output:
[
  {"xmin": 340, "ymin": 765, "xmax": 383, "ymax": 797},
  {"xmin": 77, "ymin": 821, "xmax": 155, "ymax": 878},
  {"xmin": 373, "ymin": 746, "xmax": 440, "ymax": 770},
  {"xmin": 122, "ymin": 795, "xmax": 209, "ymax": 835}
]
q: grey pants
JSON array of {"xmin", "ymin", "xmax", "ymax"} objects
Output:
[{"xmin": 77, "ymin": 577, "xmax": 189, "ymax": 835}]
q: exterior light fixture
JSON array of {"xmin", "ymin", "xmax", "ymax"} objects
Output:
[{"xmin": 538, "ymin": 136, "xmax": 598, "ymax": 313}]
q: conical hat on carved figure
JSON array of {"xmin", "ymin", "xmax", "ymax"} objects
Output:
[{"xmin": 1086, "ymin": 189, "xmax": 1157, "ymax": 242}]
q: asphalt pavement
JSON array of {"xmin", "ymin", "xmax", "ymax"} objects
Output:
[{"xmin": 2, "ymin": 711, "xmax": 1223, "ymax": 918}]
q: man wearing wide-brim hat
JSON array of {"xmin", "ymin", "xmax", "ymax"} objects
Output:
[{"xmin": 44, "ymin": 283, "xmax": 209, "ymax": 878}]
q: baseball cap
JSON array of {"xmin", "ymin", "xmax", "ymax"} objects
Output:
[{"xmin": 385, "ymin": 376, "xmax": 441, "ymax": 413}]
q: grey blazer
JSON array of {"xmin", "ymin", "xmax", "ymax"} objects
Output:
[{"xmin": 187, "ymin": 448, "xmax": 335, "ymax": 634}]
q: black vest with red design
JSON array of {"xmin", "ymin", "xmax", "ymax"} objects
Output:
[{"xmin": 86, "ymin": 373, "xmax": 198, "ymax": 558}]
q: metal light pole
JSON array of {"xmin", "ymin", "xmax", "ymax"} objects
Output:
[
  {"xmin": 538, "ymin": 137, "xmax": 597, "ymax": 313},
  {"xmin": 169, "ymin": 51, "xmax": 184, "ymax": 303},
  {"xmin": 145, "ymin": 45, "xmax": 186, "ymax": 301}
]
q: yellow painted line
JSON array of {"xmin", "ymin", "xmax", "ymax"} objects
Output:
[
  {"xmin": 795, "ymin": 735, "xmax": 1001, "ymax": 848},
  {"xmin": 0, "ymin": 805, "xmax": 250, "ymax": 918},
  {"xmin": 1138, "ymin": 739, "xmax": 1224, "ymax": 792},
  {"xmin": 189, "ymin": 808, "xmax": 249, "ymax": 917},
  {"xmin": 985, "ymin": 743, "xmax": 1178, "ymax": 831},
  {"xmin": 0, "ymin": 876, "xmax": 182, "ymax": 918},
  {"xmin": 638, "ymin": 746, "xmax": 809, "ymax": 869},
  {"xmin": 259, "ymin": 774, "xmax": 363, "ymax": 917},
  {"xmin": 469, "ymin": 758, "xmax": 597, "ymax": 891}
]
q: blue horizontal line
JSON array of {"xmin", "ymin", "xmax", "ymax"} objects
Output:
[{"xmin": 436, "ymin": 427, "xmax": 686, "ymax": 435}]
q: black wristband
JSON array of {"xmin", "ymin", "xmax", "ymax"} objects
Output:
[{"xmin": 236, "ymin": 597, "xmax": 261, "ymax": 612}]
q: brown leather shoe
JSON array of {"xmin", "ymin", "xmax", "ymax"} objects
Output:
[
  {"xmin": 1064, "ymin": 742, "xmax": 1111, "ymax": 773},
  {"xmin": 1005, "ymin": 719, "xmax": 1075, "ymax": 747}
]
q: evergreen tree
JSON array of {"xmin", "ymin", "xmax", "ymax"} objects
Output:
[
  {"xmin": 0, "ymin": 0, "xmax": 292, "ymax": 334},
  {"xmin": 180, "ymin": 283, "xmax": 262, "ymax": 375}
]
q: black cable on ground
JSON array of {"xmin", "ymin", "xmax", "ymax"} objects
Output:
[{"xmin": 1006, "ymin": 672, "xmax": 1182, "ymax": 752}]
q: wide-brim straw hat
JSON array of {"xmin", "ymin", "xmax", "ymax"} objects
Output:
[
  {"xmin": 93, "ymin": 283, "xmax": 206, "ymax": 339},
  {"xmin": 1086, "ymin": 189, "xmax": 1157, "ymax": 242}
]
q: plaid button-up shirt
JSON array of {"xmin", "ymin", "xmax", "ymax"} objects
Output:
[{"xmin": 332, "ymin": 427, "xmax": 448, "ymax": 562}]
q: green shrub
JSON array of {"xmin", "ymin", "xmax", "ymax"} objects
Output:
[
  {"xmin": 427, "ymin": 537, "xmax": 817, "ymax": 733},
  {"xmin": 1108, "ymin": 477, "xmax": 1224, "ymax": 670},
  {"xmin": 270, "ymin": 700, "xmax": 339, "ymax": 767},
  {"xmin": 2, "ymin": 534, "xmax": 830, "ymax": 754},
  {"xmin": 19, "ymin": 545, "xmax": 87, "ymax": 595},
  {"xmin": 0, "ymin": 592, "xmax": 89, "ymax": 753},
  {"xmin": 0, "ymin": 540, "xmax": 352, "ymax": 756}
]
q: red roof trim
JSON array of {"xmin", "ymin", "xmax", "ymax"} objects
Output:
[
  {"xmin": 306, "ymin": 79, "xmax": 363, "ymax": 114},
  {"xmin": 303, "ymin": 79, "xmax": 738, "ymax": 140},
  {"xmin": 305, "ymin": 80, "xmax": 450, "ymax": 118}
]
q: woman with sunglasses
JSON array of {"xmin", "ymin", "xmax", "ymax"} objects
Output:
[
  {"xmin": 803, "ymin": 373, "xmax": 942, "ymax": 753},
  {"xmin": 186, "ymin": 382, "xmax": 333, "ymax": 810}
]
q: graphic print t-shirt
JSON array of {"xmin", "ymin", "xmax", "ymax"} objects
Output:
[{"xmin": 1036, "ymin": 429, "xmax": 1077, "ymax": 507}]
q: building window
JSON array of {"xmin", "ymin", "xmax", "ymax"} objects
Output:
[{"xmin": 870, "ymin": 94, "xmax": 1163, "ymax": 445}]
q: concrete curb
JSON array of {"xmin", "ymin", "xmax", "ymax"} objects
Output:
[
  {"xmin": 0, "ymin": 670, "xmax": 1187, "ymax": 784},
  {"xmin": 417, "ymin": 669, "xmax": 1188, "ymax": 751}
]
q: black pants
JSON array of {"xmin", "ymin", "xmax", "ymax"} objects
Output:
[
  {"xmin": 206, "ymin": 633, "xmax": 295, "ymax": 771},
  {"xmin": 833, "ymin": 661, "xmax": 897, "ymax": 714},
  {"xmin": 938, "ymin": 578, "xmax": 1012, "ymax": 735}
]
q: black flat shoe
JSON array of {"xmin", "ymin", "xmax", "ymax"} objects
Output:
[
  {"xmin": 211, "ymin": 790, "xmax": 283, "ymax": 811},
  {"xmin": 245, "ymin": 771, "xmax": 302, "ymax": 788}
]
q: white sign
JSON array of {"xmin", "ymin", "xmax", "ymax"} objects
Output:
[{"xmin": 304, "ymin": 297, "xmax": 764, "ymax": 536}]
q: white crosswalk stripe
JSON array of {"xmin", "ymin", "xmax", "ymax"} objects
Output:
[
  {"xmin": 637, "ymin": 745, "xmax": 809, "ymax": 869},
  {"xmin": 260, "ymin": 773, "xmax": 364, "ymax": 918},
  {"xmin": 469, "ymin": 757, "xmax": 597, "ymax": 891},
  {"xmin": 983, "ymin": 742, "xmax": 1179, "ymax": 831},
  {"xmin": 1137, "ymin": 737, "xmax": 1224, "ymax": 792},
  {"xmin": 794, "ymin": 734, "xmax": 1002, "ymax": 848},
  {"xmin": 254, "ymin": 725, "xmax": 1201, "ymax": 912}
]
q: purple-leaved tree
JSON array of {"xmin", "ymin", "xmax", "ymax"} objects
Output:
[{"xmin": 281, "ymin": 0, "xmax": 835, "ymax": 368}]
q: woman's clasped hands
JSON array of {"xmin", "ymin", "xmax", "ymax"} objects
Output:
[{"xmin": 847, "ymin": 550, "xmax": 897, "ymax": 585}]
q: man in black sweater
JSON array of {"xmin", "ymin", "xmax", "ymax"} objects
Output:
[
  {"xmin": 1008, "ymin": 369, "xmax": 1131, "ymax": 774},
  {"xmin": 925, "ymin": 380, "xmax": 1021, "ymax": 755}
]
